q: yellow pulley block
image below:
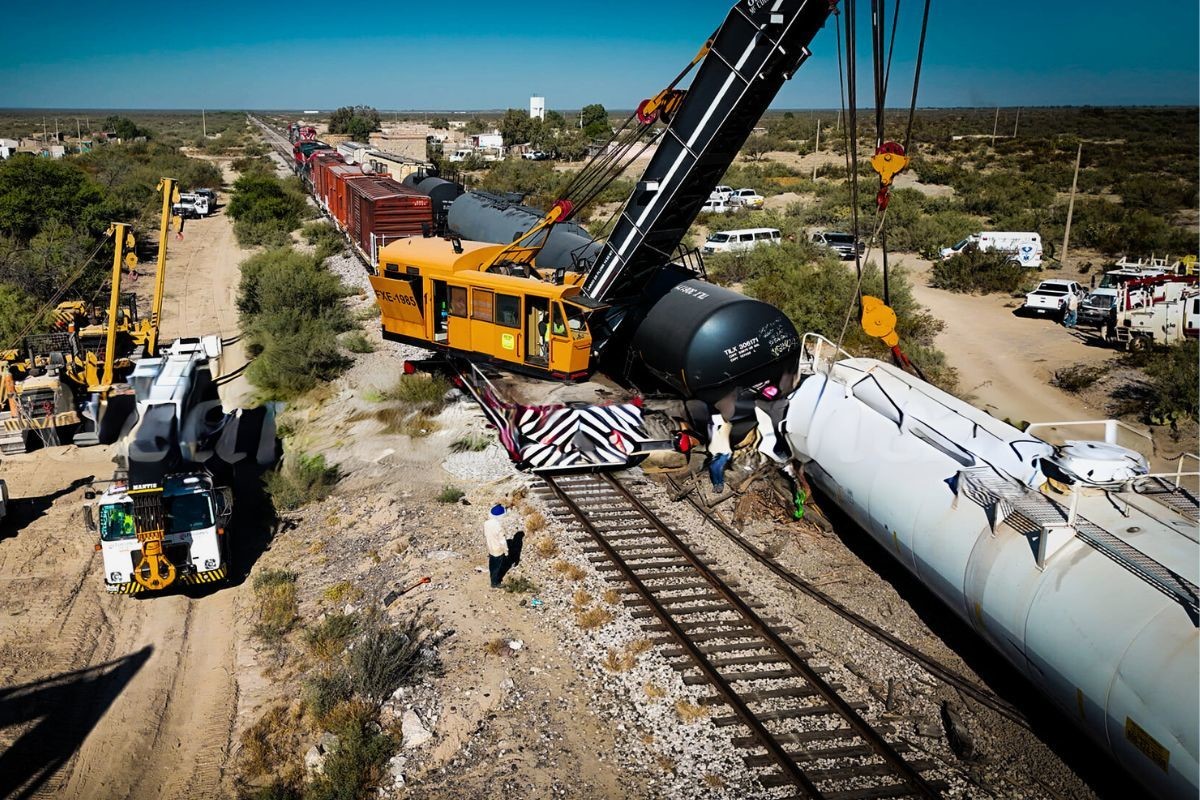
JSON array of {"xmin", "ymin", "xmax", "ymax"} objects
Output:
[
  {"xmin": 124, "ymin": 252, "xmax": 138, "ymax": 269},
  {"xmin": 133, "ymin": 532, "xmax": 177, "ymax": 591},
  {"xmin": 172, "ymin": 214, "xmax": 183, "ymax": 232},
  {"xmin": 125, "ymin": 232, "xmax": 136, "ymax": 250},
  {"xmin": 172, "ymin": 186, "xmax": 182, "ymax": 204},
  {"xmin": 861, "ymin": 295, "xmax": 899, "ymax": 347},
  {"xmin": 870, "ymin": 145, "xmax": 909, "ymax": 187}
]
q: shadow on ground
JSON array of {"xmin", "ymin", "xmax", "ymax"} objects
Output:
[{"xmin": 0, "ymin": 646, "xmax": 152, "ymax": 799}]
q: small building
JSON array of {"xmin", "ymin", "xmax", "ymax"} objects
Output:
[
  {"xmin": 530, "ymin": 96, "xmax": 545, "ymax": 121},
  {"xmin": 471, "ymin": 132, "xmax": 503, "ymax": 150},
  {"xmin": 0, "ymin": 139, "xmax": 17, "ymax": 159},
  {"xmin": 47, "ymin": 145, "xmax": 66, "ymax": 159}
]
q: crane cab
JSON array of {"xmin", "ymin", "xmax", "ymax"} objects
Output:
[{"xmin": 369, "ymin": 237, "xmax": 595, "ymax": 380}]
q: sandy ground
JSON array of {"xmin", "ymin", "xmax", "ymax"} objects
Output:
[
  {"xmin": 0, "ymin": 157, "xmax": 252, "ymax": 800},
  {"xmin": 899, "ymin": 255, "xmax": 1115, "ymax": 424}
]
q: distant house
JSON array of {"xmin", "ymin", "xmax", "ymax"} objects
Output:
[
  {"xmin": 0, "ymin": 139, "xmax": 17, "ymax": 159},
  {"xmin": 471, "ymin": 132, "xmax": 503, "ymax": 150}
]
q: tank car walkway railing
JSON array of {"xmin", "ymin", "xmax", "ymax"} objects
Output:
[
  {"xmin": 539, "ymin": 472, "xmax": 945, "ymax": 799},
  {"xmin": 959, "ymin": 469, "xmax": 1199, "ymax": 626}
]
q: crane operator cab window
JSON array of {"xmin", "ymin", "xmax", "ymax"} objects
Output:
[
  {"xmin": 99, "ymin": 502, "xmax": 136, "ymax": 541},
  {"xmin": 563, "ymin": 302, "xmax": 590, "ymax": 340}
]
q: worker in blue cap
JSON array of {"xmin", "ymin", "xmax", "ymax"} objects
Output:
[{"xmin": 484, "ymin": 503, "xmax": 524, "ymax": 588}]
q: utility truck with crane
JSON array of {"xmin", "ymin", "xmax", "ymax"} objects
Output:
[
  {"xmin": 84, "ymin": 335, "xmax": 274, "ymax": 594},
  {"xmin": 0, "ymin": 179, "xmax": 183, "ymax": 453}
]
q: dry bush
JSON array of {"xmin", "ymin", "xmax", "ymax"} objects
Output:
[
  {"xmin": 571, "ymin": 589, "xmax": 593, "ymax": 610},
  {"xmin": 674, "ymin": 698, "xmax": 709, "ymax": 723},
  {"xmin": 303, "ymin": 671, "xmax": 352, "ymax": 727},
  {"xmin": 484, "ymin": 638, "xmax": 509, "ymax": 656},
  {"xmin": 644, "ymin": 683, "xmax": 666, "ymax": 700},
  {"xmin": 348, "ymin": 609, "xmax": 438, "ymax": 706},
  {"xmin": 576, "ymin": 607, "xmax": 614, "ymax": 630},
  {"xmin": 655, "ymin": 753, "xmax": 677, "ymax": 773},
  {"xmin": 502, "ymin": 575, "xmax": 537, "ymax": 594},
  {"xmin": 602, "ymin": 648, "xmax": 636, "ymax": 673},
  {"xmin": 252, "ymin": 569, "xmax": 299, "ymax": 642},
  {"xmin": 524, "ymin": 510, "xmax": 546, "ymax": 533},
  {"xmin": 304, "ymin": 612, "xmax": 359, "ymax": 660},
  {"xmin": 239, "ymin": 704, "xmax": 304, "ymax": 780},
  {"xmin": 534, "ymin": 537, "xmax": 559, "ymax": 558},
  {"xmin": 626, "ymin": 638, "xmax": 653, "ymax": 656},
  {"xmin": 602, "ymin": 588, "xmax": 622, "ymax": 605},
  {"xmin": 552, "ymin": 560, "xmax": 586, "ymax": 581},
  {"xmin": 323, "ymin": 581, "xmax": 362, "ymax": 604},
  {"xmin": 383, "ymin": 374, "xmax": 449, "ymax": 410},
  {"xmin": 703, "ymin": 774, "xmax": 727, "ymax": 788}
]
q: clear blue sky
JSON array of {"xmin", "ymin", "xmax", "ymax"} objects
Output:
[{"xmin": 1, "ymin": 1, "xmax": 1196, "ymax": 109}]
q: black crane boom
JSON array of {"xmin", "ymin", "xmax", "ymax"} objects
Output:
[{"xmin": 580, "ymin": 0, "xmax": 834, "ymax": 309}]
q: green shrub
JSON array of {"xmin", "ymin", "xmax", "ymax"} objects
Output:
[
  {"xmin": 265, "ymin": 453, "xmax": 341, "ymax": 510},
  {"xmin": 383, "ymin": 374, "xmax": 450, "ymax": 411},
  {"xmin": 341, "ymin": 332, "xmax": 374, "ymax": 354},
  {"xmin": 252, "ymin": 569, "xmax": 299, "ymax": 642},
  {"xmin": 449, "ymin": 434, "xmax": 490, "ymax": 453},
  {"xmin": 928, "ymin": 249, "xmax": 1032, "ymax": 295},
  {"xmin": 302, "ymin": 221, "xmax": 346, "ymax": 261},
  {"xmin": 228, "ymin": 172, "xmax": 308, "ymax": 247},
  {"xmin": 303, "ymin": 671, "xmax": 353, "ymax": 726},
  {"xmin": 436, "ymin": 486, "xmax": 464, "ymax": 504},
  {"xmin": 305, "ymin": 613, "xmax": 360, "ymax": 660},
  {"xmin": 1052, "ymin": 364, "xmax": 1106, "ymax": 394},
  {"xmin": 348, "ymin": 609, "xmax": 437, "ymax": 706},
  {"xmin": 1139, "ymin": 341, "xmax": 1199, "ymax": 426},
  {"xmin": 238, "ymin": 247, "xmax": 354, "ymax": 399},
  {"xmin": 305, "ymin": 713, "xmax": 396, "ymax": 800}
]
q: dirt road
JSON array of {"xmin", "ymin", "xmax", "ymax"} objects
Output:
[
  {"xmin": 900, "ymin": 256, "xmax": 1116, "ymax": 424},
  {"xmin": 0, "ymin": 158, "xmax": 252, "ymax": 800}
]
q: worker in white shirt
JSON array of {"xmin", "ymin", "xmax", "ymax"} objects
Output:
[
  {"xmin": 484, "ymin": 504, "xmax": 524, "ymax": 588},
  {"xmin": 708, "ymin": 413, "xmax": 733, "ymax": 493}
]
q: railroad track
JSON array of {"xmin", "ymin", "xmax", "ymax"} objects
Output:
[
  {"xmin": 660, "ymin": 472, "xmax": 1029, "ymax": 729},
  {"xmin": 538, "ymin": 471, "xmax": 946, "ymax": 799}
]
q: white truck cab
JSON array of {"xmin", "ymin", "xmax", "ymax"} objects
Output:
[{"xmin": 89, "ymin": 472, "xmax": 233, "ymax": 594}]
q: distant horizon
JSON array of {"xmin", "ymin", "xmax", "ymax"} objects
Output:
[
  {"xmin": 1, "ymin": 1, "xmax": 1196, "ymax": 109},
  {"xmin": 1, "ymin": 104, "xmax": 1196, "ymax": 115}
]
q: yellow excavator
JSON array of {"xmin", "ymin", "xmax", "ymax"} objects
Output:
[{"xmin": 0, "ymin": 179, "xmax": 180, "ymax": 452}]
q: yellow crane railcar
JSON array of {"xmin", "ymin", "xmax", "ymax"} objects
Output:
[{"xmin": 369, "ymin": 235, "xmax": 596, "ymax": 380}]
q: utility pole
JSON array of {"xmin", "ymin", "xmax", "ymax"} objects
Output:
[
  {"xmin": 990, "ymin": 107, "xmax": 999, "ymax": 147},
  {"xmin": 1012, "ymin": 107, "xmax": 1021, "ymax": 138},
  {"xmin": 76, "ymin": 118, "xmax": 82, "ymax": 150},
  {"xmin": 202, "ymin": 108, "xmax": 207, "ymax": 138},
  {"xmin": 1061, "ymin": 142, "xmax": 1083, "ymax": 269},
  {"xmin": 812, "ymin": 119, "xmax": 821, "ymax": 180},
  {"xmin": 42, "ymin": 117, "xmax": 47, "ymax": 143}
]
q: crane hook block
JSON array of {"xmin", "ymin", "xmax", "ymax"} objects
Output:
[
  {"xmin": 861, "ymin": 295, "xmax": 899, "ymax": 347},
  {"xmin": 870, "ymin": 142, "xmax": 909, "ymax": 187}
]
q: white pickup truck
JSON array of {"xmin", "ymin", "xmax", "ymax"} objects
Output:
[{"xmin": 1023, "ymin": 279, "xmax": 1084, "ymax": 317}]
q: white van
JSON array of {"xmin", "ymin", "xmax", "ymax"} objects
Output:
[
  {"xmin": 178, "ymin": 193, "xmax": 210, "ymax": 216},
  {"xmin": 940, "ymin": 231, "xmax": 1043, "ymax": 268},
  {"xmin": 447, "ymin": 149, "xmax": 473, "ymax": 163},
  {"xmin": 702, "ymin": 228, "xmax": 781, "ymax": 254}
]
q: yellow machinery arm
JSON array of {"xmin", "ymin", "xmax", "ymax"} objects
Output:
[
  {"xmin": 146, "ymin": 178, "xmax": 179, "ymax": 357},
  {"xmin": 98, "ymin": 223, "xmax": 136, "ymax": 390}
]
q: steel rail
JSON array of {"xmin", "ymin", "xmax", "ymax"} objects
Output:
[
  {"xmin": 662, "ymin": 472, "xmax": 1029, "ymax": 728},
  {"xmin": 541, "ymin": 473, "xmax": 826, "ymax": 796},
  {"xmin": 599, "ymin": 473, "xmax": 941, "ymax": 799}
]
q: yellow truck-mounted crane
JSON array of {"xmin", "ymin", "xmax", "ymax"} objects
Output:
[{"xmin": 0, "ymin": 178, "xmax": 180, "ymax": 452}]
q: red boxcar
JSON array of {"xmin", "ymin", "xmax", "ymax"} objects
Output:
[
  {"xmin": 347, "ymin": 178, "xmax": 433, "ymax": 262},
  {"xmin": 325, "ymin": 165, "xmax": 375, "ymax": 230},
  {"xmin": 310, "ymin": 152, "xmax": 344, "ymax": 207}
]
